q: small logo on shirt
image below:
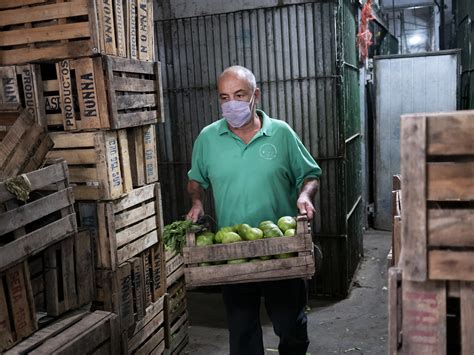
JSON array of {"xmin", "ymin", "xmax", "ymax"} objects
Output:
[{"xmin": 259, "ymin": 143, "xmax": 277, "ymax": 160}]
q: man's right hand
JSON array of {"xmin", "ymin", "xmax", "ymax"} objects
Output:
[{"xmin": 186, "ymin": 201, "xmax": 204, "ymax": 223}]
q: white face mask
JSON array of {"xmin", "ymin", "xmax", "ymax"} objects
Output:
[{"xmin": 221, "ymin": 92, "xmax": 255, "ymax": 128}]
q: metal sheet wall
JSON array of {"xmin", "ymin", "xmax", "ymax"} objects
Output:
[
  {"xmin": 155, "ymin": 0, "xmax": 362, "ymax": 298},
  {"xmin": 374, "ymin": 51, "xmax": 459, "ymax": 230}
]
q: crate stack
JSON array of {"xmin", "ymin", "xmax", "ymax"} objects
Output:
[
  {"xmin": 388, "ymin": 111, "xmax": 474, "ymax": 355},
  {"xmin": 0, "ymin": 1, "xmax": 168, "ymax": 354},
  {"xmin": 163, "ymin": 249, "xmax": 189, "ymax": 355}
]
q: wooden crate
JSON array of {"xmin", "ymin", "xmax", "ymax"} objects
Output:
[
  {"xmin": 4, "ymin": 310, "xmax": 121, "ymax": 355},
  {"xmin": 127, "ymin": 124, "xmax": 159, "ymax": 187},
  {"xmin": 46, "ymin": 130, "xmax": 133, "ymax": 201},
  {"xmin": 0, "ymin": 107, "xmax": 52, "ymax": 180},
  {"xmin": 164, "ymin": 278, "xmax": 188, "ymax": 351},
  {"xmin": 0, "ymin": 162, "xmax": 77, "ymax": 273},
  {"xmin": 388, "ymin": 175, "xmax": 402, "ymax": 268},
  {"xmin": 183, "ymin": 215, "xmax": 315, "ymax": 287},
  {"xmin": 0, "ymin": 0, "xmax": 154, "ymax": 65},
  {"xmin": 127, "ymin": 295, "xmax": 165, "ymax": 355},
  {"xmin": 28, "ymin": 231, "xmax": 94, "ymax": 317},
  {"xmin": 77, "ymin": 183, "xmax": 164, "ymax": 269},
  {"xmin": 400, "ymin": 111, "xmax": 474, "ymax": 282},
  {"xmin": 0, "ymin": 262, "xmax": 37, "ymax": 353},
  {"xmin": 388, "ymin": 267, "xmax": 474, "ymax": 355},
  {"xmin": 95, "ymin": 244, "xmax": 166, "ymax": 331},
  {"xmin": 165, "ymin": 250, "xmax": 184, "ymax": 289}
]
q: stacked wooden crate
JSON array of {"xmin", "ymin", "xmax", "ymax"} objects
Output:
[
  {"xmin": 0, "ymin": 1, "xmax": 168, "ymax": 353},
  {"xmin": 164, "ymin": 250, "xmax": 188, "ymax": 355},
  {"xmin": 388, "ymin": 111, "xmax": 474, "ymax": 355},
  {"xmin": 0, "ymin": 163, "xmax": 95, "ymax": 352}
]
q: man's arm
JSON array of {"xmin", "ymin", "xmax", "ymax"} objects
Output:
[
  {"xmin": 297, "ymin": 178, "xmax": 319, "ymax": 220},
  {"xmin": 186, "ymin": 180, "xmax": 205, "ymax": 222}
]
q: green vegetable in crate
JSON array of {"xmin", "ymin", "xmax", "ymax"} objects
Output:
[
  {"xmin": 215, "ymin": 226, "xmax": 235, "ymax": 243},
  {"xmin": 222, "ymin": 232, "xmax": 242, "ymax": 244},
  {"xmin": 163, "ymin": 220, "xmax": 202, "ymax": 254},
  {"xmin": 275, "ymin": 252, "xmax": 297, "ymax": 259},
  {"xmin": 196, "ymin": 234, "xmax": 214, "ymax": 246},
  {"xmin": 259, "ymin": 220, "xmax": 275, "ymax": 230},
  {"xmin": 260, "ymin": 255, "xmax": 272, "ymax": 261},
  {"xmin": 236, "ymin": 223, "xmax": 252, "ymax": 237},
  {"xmin": 263, "ymin": 225, "xmax": 283, "ymax": 238},
  {"xmin": 243, "ymin": 227, "xmax": 263, "ymax": 241},
  {"xmin": 277, "ymin": 216, "xmax": 297, "ymax": 232},
  {"xmin": 284, "ymin": 228, "xmax": 296, "ymax": 237},
  {"xmin": 227, "ymin": 258, "xmax": 248, "ymax": 264}
]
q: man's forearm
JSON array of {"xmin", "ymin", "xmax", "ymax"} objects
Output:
[
  {"xmin": 187, "ymin": 180, "xmax": 204, "ymax": 206},
  {"xmin": 299, "ymin": 178, "xmax": 319, "ymax": 200}
]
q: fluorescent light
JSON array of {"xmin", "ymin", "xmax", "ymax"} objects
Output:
[{"xmin": 408, "ymin": 34, "xmax": 425, "ymax": 46}]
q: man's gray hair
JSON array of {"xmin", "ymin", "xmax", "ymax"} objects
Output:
[{"xmin": 219, "ymin": 65, "xmax": 257, "ymax": 91}]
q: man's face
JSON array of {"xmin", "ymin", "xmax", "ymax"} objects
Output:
[{"xmin": 217, "ymin": 73, "xmax": 258, "ymax": 104}]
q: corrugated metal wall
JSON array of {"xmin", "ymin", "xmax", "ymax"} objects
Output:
[
  {"xmin": 374, "ymin": 51, "xmax": 459, "ymax": 230},
  {"xmin": 455, "ymin": 0, "xmax": 473, "ymax": 109},
  {"xmin": 155, "ymin": 0, "xmax": 363, "ymax": 298}
]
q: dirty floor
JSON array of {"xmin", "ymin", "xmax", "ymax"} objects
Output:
[{"xmin": 184, "ymin": 230, "xmax": 391, "ymax": 355}]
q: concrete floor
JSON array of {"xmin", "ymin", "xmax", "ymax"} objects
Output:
[{"xmin": 184, "ymin": 230, "xmax": 391, "ymax": 355}]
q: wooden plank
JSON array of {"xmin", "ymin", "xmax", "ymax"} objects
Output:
[
  {"xmin": 75, "ymin": 230, "xmax": 94, "ymax": 306},
  {"xmin": 116, "ymin": 216, "xmax": 156, "ymax": 248},
  {"xmin": 49, "ymin": 131, "xmax": 95, "ymax": 149},
  {"xmin": 113, "ymin": 183, "xmax": 155, "ymax": 213},
  {"xmin": 428, "ymin": 209, "xmax": 474, "ymax": 247},
  {"xmin": 104, "ymin": 130, "xmax": 124, "ymax": 199},
  {"xmin": 183, "ymin": 234, "xmax": 313, "ymax": 264},
  {"xmin": 0, "ymin": 109, "xmax": 33, "ymax": 169},
  {"xmin": 118, "ymin": 262, "xmax": 134, "ymax": 331},
  {"xmin": 427, "ymin": 112, "xmax": 474, "ymax": 155},
  {"xmin": 0, "ymin": 280, "xmax": 14, "ymax": 352},
  {"xmin": 126, "ymin": 0, "xmax": 138, "ymax": 59},
  {"xmin": 116, "ymin": 93, "xmax": 157, "ymax": 110},
  {"xmin": 0, "ymin": 40, "xmax": 94, "ymax": 66},
  {"xmin": 116, "ymin": 110, "xmax": 158, "ymax": 129},
  {"xmin": 74, "ymin": 58, "xmax": 102, "ymax": 129},
  {"xmin": 400, "ymin": 115, "xmax": 427, "ymax": 282},
  {"xmin": 112, "ymin": 76, "xmax": 156, "ymax": 92},
  {"xmin": 429, "ymin": 250, "xmax": 474, "ymax": 281},
  {"xmin": 0, "ymin": 23, "xmax": 91, "ymax": 47},
  {"xmin": 137, "ymin": 0, "xmax": 152, "ymax": 61},
  {"xmin": 130, "ymin": 257, "xmax": 146, "ymax": 322},
  {"xmin": 117, "ymin": 230, "xmax": 158, "ymax": 264},
  {"xmin": 107, "ymin": 56, "xmax": 154, "ymax": 74},
  {"xmin": 128, "ymin": 311, "xmax": 164, "ymax": 353},
  {"xmin": 114, "ymin": 201, "xmax": 156, "ymax": 230},
  {"xmin": 185, "ymin": 255, "xmax": 315, "ymax": 287},
  {"xmin": 22, "ymin": 134, "xmax": 53, "ymax": 173},
  {"xmin": 0, "ymin": 67, "xmax": 20, "ymax": 105},
  {"xmin": 97, "ymin": 0, "xmax": 117, "ymax": 55},
  {"xmin": 0, "ymin": 0, "xmax": 48, "ymax": 10},
  {"xmin": 0, "ymin": 1, "xmax": 89, "ymax": 26},
  {"xmin": 68, "ymin": 167, "xmax": 99, "ymax": 182},
  {"xmin": 130, "ymin": 126, "xmax": 145, "ymax": 186},
  {"xmin": 16, "ymin": 64, "xmax": 44, "ymax": 126},
  {"xmin": 144, "ymin": 125, "xmax": 158, "ymax": 184},
  {"xmin": 393, "ymin": 216, "xmax": 402, "ymax": 267},
  {"xmin": 151, "ymin": 243, "xmax": 165, "ymax": 301},
  {"xmin": 46, "ymin": 149, "xmax": 96, "ymax": 165},
  {"xmin": 427, "ymin": 162, "xmax": 474, "ymax": 201},
  {"xmin": 402, "ymin": 279, "xmax": 446, "ymax": 354},
  {"xmin": 130, "ymin": 296, "xmax": 164, "ymax": 337},
  {"xmin": 135, "ymin": 327, "xmax": 164, "ymax": 355},
  {"xmin": 56, "ymin": 60, "xmax": 77, "ymax": 130},
  {"xmin": 0, "ymin": 188, "xmax": 74, "ymax": 236},
  {"xmin": 460, "ymin": 282, "xmax": 474, "ymax": 355},
  {"xmin": 388, "ymin": 268, "xmax": 402, "ymax": 355},
  {"xmin": 142, "ymin": 250, "xmax": 153, "ymax": 306},
  {"xmin": 94, "ymin": 132, "xmax": 112, "ymax": 201},
  {"xmin": 156, "ymin": 61, "xmax": 165, "ymax": 123},
  {"xmin": 118, "ymin": 129, "xmax": 133, "ymax": 194},
  {"xmin": 114, "ymin": 0, "xmax": 126, "ymax": 57},
  {"xmin": 71, "ymin": 186, "xmax": 101, "ymax": 201},
  {"xmin": 6, "ymin": 263, "xmax": 37, "ymax": 341},
  {"xmin": 92, "ymin": 56, "xmax": 110, "ymax": 129}
]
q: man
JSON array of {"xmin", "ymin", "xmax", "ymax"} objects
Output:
[{"xmin": 186, "ymin": 65, "xmax": 321, "ymax": 355}]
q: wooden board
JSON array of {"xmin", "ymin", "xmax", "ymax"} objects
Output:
[
  {"xmin": 127, "ymin": 124, "xmax": 159, "ymax": 187},
  {"xmin": 165, "ymin": 251, "xmax": 184, "ymax": 288},
  {"xmin": 46, "ymin": 130, "xmax": 131, "ymax": 201},
  {"xmin": 164, "ymin": 278, "xmax": 187, "ymax": 349},
  {"xmin": 0, "ymin": 0, "xmax": 153, "ymax": 64},
  {"xmin": 0, "ymin": 107, "xmax": 52, "ymax": 180},
  {"xmin": 0, "ymin": 262, "xmax": 37, "ymax": 353},
  {"xmin": 388, "ymin": 268, "xmax": 402, "ymax": 355},
  {"xmin": 460, "ymin": 282, "xmax": 474, "ymax": 355},
  {"xmin": 5, "ymin": 310, "xmax": 120, "ymax": 355},
  {"xmin": 0, "ymin": 162, "xmax": 77, "ymax": 273}
]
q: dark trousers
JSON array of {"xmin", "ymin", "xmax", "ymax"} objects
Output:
[{"xmin": 222, "ymin": 278, "xmax": 309, "ymax": 355}]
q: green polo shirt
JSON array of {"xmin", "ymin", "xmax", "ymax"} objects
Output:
[{"xmin": 188, "ymin": 110, "xmax": 322, "ymax": 229}]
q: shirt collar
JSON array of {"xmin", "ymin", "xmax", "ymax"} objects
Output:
[{"xmin": 217, "ymin": 109, "xmax": 274, "ymax": 136}]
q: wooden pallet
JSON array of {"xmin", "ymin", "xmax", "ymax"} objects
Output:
[
  {"xmin": 165, "ymin": 251, "xmax": 184, "ymax": 289},
  {"xmin": 0, "ymin": 262, "xmax": 37, "ymax": 352},
  {"xmin": 164, "ymin": 278, "xmax": 188, "ymax": 350},
  {"xmin": 0, "ymin": 0, "xmax": 154, "ymax": 65},
  {"xmin": 388, "ymin": 267, "xmax": 474, "ymax": 355},
  {"xmin": 0, "ymin": 162, "xmax": 77, "ymax": 273},
  {"xmin": 183, "ymin": 215, "xmax": 315, "ymax": 287},
  {"xmin": 0, "ymin": 107, "xmax": 52, "ymax": 180},
  {"xmin": 128, "ymin": 124, "xmax": 159, "ymax": 187},
  {"xmin": 127, "ymin": 295, "xmax": 165, "ymax": 355},
  {"xmin": 4, "ymin": 310, "xmax": 121, "ymax": 355},
  {"xmin": 46, "ymin": 130, "xmax": 133, "ymax": 201},
  {"xmin": 28, "ymin": 231, "xmax": 94, "ymax": 317},
  {"xmin": 77, "ymin": 183, "xmax": 164, "ymax": 269},
  {"xmin": 400, "ymin": 111, "xmax": 474, "ymax": 282}
]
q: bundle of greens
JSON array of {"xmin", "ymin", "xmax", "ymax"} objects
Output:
[{"xmin": 163, "ymin": 220, "xmax": 204, "ymax": 254}]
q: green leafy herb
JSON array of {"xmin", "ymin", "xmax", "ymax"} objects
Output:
[{"xmin": 163, "ymin": 220, "xmax": 204, "ymax": 254}]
